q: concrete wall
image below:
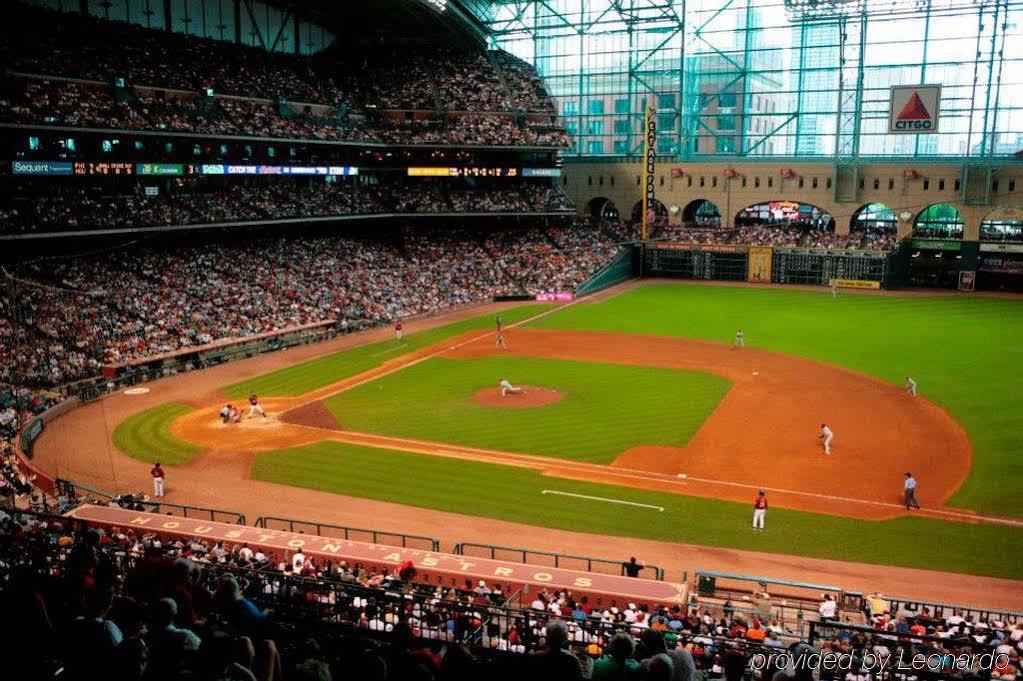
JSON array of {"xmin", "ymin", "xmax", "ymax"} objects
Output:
[{"xmin": 562, "ymin": 161, "xmax": 1023, "ymax": 240}]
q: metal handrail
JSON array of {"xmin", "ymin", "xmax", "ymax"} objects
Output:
[
  {"xmin": 254, "ymin": 515, "xmax": 439, "ymax": 551},
  {"xmin": 56, "ymin": 479, "xmax": 245, "ymax": 524},
  {"xmin": 453, "ymin": 541, "xmax": 665, "ymax": 580}
]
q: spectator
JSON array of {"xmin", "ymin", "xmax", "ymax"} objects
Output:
[
  {"xmin": 529, "ymin": 620, "xmax": 583, "ymax": 679},
  {"xmin": 592, "ymin": 632, "xmax": 641, "ymax": 680}
]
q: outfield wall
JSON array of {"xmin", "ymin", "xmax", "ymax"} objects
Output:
[{"xmin": 640, "ymin": 243, "xmax": 891, "ymax": 288}]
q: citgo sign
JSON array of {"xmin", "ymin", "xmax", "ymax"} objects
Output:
[{"xmin": 889, "ymin": 85, "xmax": 941, "ymax": 134}]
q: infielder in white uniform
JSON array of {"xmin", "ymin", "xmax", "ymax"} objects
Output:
[
  {"xmin": 734, "ymin": 329, "xmax": 745, "ymax": 348},
  {"xmin": 905, "ymin": 376, "xmax": 917, "ymax": 397},
  {"xmin": 818, "ymin": 423, "xmax": 834, "ymax": 455},
  {"xmin": 499, "ymin": 379, "xmax": 525, "ymax": 396}
]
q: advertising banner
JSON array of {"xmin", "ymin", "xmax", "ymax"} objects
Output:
[
  {"xmin": 747, "ymin": 247, "xmax": 773, "ymax": 283},
  {"xmin": 641, "ymin": 104, "xmax": 656, "ymax": 240},
  {"xmin": 12, "ymin": 161, "xmax": 74, "ymax": 175},
  {"xmin": 831, "ymin": 279, "xmax": 882, "ymax": 290},
  {"xmin": 889, "ymin": 85, "xmax": 941, "ymax": 134}
]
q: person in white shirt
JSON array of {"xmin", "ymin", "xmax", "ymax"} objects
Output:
[
  {"xmin": 292, "ymin": 549, "xmax": 306, "ymax": 573},
  {"xmin": 499, "ymin": 378, "xmax": 525, "ymax": 396},
  {"xmin": 904, "ymin": 472, "xmax": 921, "ymax": 510},
  {"xmin": 818, "ymin": 423, "xmax": 834, "ymax": 455},
  {"xmin": 819, "ymin": 594, "xmax": 838, "ymax": 621},
  {"xmin": 238, "ymin": 544, "xmax": 254, "ymax": 562},
  {"xmin": 905, "ymin": 376, "xmax": 918, "ymax": 397},
  {"xmin": 734, "ymin": 329, "xmax": 745, "ymax": 348}
]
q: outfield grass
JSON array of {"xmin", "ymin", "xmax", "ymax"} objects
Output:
[
  {"xmin": 252, "ymin": 442, "xmax": 1023, "ymax": 580},
  {"xmin": 323, "ymin": 356, "xmax": 730, "ymax": 463},
  {"xmin": 529, "ymin": 284, "xmax": 1023, "ymax": 518},
  {"xmin": 112, "ymin": 402, "xmax": 203, "ymax": 465},
  {"xmin": 221, "ymin": 304, "xmax": 552, "ymax": 399}
]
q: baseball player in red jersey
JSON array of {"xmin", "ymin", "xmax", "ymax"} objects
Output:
[
  {"xmin": 752, "ymin": 490, "xmax": 767, "ymax": 531},
  {"xmin": 150, "ymin": 462, "xmax": 165, "ymax": 498},
  {"xmin": 247, "ymin": 394, "xmax": 266, "ymax": 419}
]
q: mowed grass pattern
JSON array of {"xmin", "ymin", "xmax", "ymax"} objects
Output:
[
  {"xmin": 252, "ymin": 442, "xmax": 1023, "ymax": 580},
  {"xmin": 221, "ymin": 304, "xmax": 551, "ymax": 399},
  {"xmin": 530, "ymin": 285, "xmax": 1023, "ymax": 518},
  {"xmin": 323, "ymin": 355, "xmax": 731, "ymax": 463},
  {"xmin": 112, "ymin": 402, "xmax": 203, "ymax": 465}
]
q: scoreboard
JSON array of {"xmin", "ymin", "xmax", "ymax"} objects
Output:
[
  {"xmin": 406, "ymin": 167, "xmax": 561, "ymax": 177},
  {"xmin": 12, "ymin": 162, "xmax": 560, "ymax": 178},
  {"xmin": 645, "ymin": 244, "xmax": 748, "ymax": 281},
  {"xmin": 645, "ymin": 243, "xmax": 889, "ymax": 287},
  {"xmin": 771, "ymin": 248, "xmax": 886, "ymax": 286}
]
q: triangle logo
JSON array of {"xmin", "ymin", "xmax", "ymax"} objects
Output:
[{"xmin": 897, "ymin": 92, "xmax": 931, "ymax": 120}]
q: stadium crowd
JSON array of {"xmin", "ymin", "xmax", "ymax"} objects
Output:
[
  {"xmin": 1, "ymin": 181, "xmax": 574, "ymax": 235},
  {"xmin": 0, "ymin": 79, "xmax": 570, "ymax": 147},
  {"xmin": 1, "ymin": 7, "xmax": 565, "ymax": 148},
  {"xmin": 4, "ymin": 6, "xmax": 556, "ymax": 114},
  {"xmin": 653, "ymin": 223, "xmax": 900, "ymax": 251},
  {"xmin": 1, "ymin": 505, "xmax": 1019, "ymax": 681},
  {"xmin": 0, "ymin": 225, "xmax": 619, "ymax": 388}
]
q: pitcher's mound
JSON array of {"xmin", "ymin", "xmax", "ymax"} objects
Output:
[
  {"xmin": 279, "ymin": 400, "xmax": 341, "ymax": 430},
  {"xmin": 473, "ymin": 386, "xmax": 563, "ymax": 408}
]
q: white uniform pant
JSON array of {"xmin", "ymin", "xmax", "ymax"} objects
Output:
[
  {"xmin": 153, "ymin": 476, "xmax": 164, "ymax": 498},
  {"xmin": 823, "ymin": 434, "xmax": 833, "ymax": 454},
  {"xmin": 752, "ymin": 508, "xmax": 766, "ymax": 529},
  {"xmin": 396, "ymin": 330, "xmax": 404, "ymax": 341},
  {"xmin": 248, "ymin": 404, "xmax": 265, "ymax": 417}
]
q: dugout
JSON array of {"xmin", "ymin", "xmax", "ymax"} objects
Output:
[{"xmin": 690, "ymin": 570, "xmax": 859, "ymax": 633}]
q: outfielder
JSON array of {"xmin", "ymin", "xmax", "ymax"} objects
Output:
[
  {"xmin": 499, "ymin": 378, "xmax": 525, "ymax": 396},
  {"xmin": 247, "ymin": 394, "xmax": 266, "ymax": 419},
  {"xmin": 818, "ymin": 423, "xmax": 834, "ymax": 455},
  {"xmin": 905, "ymin": 376, "xmax": 917, "ymax": 397},
  {"xmin": 395, "ymin": 319, "xmax": 404, "ymax": 342},
  {"xmin": 752, "ymin": 490, "xmax": 768, "ymax": 531},
  {"xmin": 734, "ymin": 329, "xmax": 745, "ymax": 348}
]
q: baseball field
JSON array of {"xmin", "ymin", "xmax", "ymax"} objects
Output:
[{"xmin": 105, "ymin": 282, "xmax": 1023, "ymax": 582}]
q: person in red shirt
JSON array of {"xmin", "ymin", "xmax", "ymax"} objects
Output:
[
  {"xmin": 752, "ymin": 490, "xmax": 767, "ymax": 531},
  {"xmin": 150, "ymin": 462, "xmax": 165, "ymax": 498},
  {"xmin": 247, "ymin": 394, "xmax": 266, "ymax": 419}
]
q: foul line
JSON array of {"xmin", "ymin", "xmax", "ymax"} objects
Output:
[
  {"xmin": 291, "ymin": 294, "xmax": 587, "ymax": 408},
  {"xmin": 282, "ymin": 422, "xmax": 1023, "ymax": 527},
  {"xmin": 369, "ymin": 344, "xmax": 409, "ymax": 358},
  {"xmin": 541, "ymin": 489, "xmax": 665, "ymax": 511}
]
